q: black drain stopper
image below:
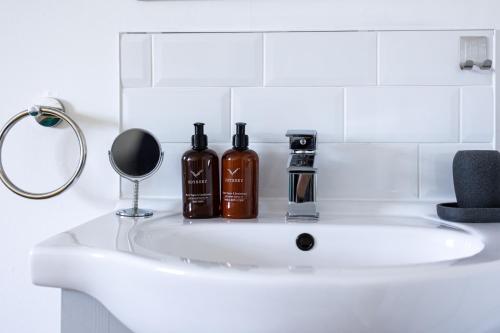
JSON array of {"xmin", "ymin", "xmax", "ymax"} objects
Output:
[{"xmin": 296, "ymin": 233, "xmax": 315, "ymax": 251}]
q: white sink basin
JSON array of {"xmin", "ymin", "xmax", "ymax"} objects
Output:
[
  {"xmin": 133, "ymin": 218, "xmax": 483, "ymax": 268},
  {"xmin": 31, "ymin": 205, "xmax": 500, "ymax": 333}
]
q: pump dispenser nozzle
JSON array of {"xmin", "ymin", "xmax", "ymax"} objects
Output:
[
  {"xmin": 232, "ymin": 122, "xmax": 249, "ymax": 150},
  {"xmin": 192, "ymin": 122, "xmax": 208, "ymax": 150}
]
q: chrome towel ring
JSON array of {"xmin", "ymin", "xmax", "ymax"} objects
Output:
[{"xmin": 0, "ymin": 98, "xmax": 87, "ymax": 199}]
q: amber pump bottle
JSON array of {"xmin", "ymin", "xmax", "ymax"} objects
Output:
[
  {"xmin": 221, "ymin": 123, "xmax": 259, "ymax": 219},
  {"xmin": 182, "ymin": 123, "xmax": 220, "ymax": 218}
]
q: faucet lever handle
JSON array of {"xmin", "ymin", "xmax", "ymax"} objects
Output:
[{"xmin": 286, "ymin": 130, "xmax": 317, "ymax": 151}]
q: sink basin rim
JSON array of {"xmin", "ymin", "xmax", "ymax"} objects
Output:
[{"xmin": 30, "ymin": 212, "xmax": 492, "ymax": 286}]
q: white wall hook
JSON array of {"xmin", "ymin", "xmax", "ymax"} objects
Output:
[{"xmin": 460, "ymin": 36, "xmax": 493, "ymax": 71}]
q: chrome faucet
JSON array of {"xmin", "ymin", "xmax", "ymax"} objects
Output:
[{"xmin": 286, "ymin": 130, "xmax": 319, "ymax": 221}]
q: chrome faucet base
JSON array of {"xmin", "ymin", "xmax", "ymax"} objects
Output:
[{"xmin": 286, "ymin": 212, "xmax": 319, "ymax": 222}]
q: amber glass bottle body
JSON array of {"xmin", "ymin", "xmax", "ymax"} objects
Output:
[
  {"xmin": 182, "ymin": 148, "xmax": 220, "ymax": 218},
  {"xmin": 221, "ymin": 148, "xmax": 259, "ymax": 219}
]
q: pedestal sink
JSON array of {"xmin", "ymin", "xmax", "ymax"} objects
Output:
[{"xmin": 31, "ymin": 203, "xmax": 500, "ymax": 333}]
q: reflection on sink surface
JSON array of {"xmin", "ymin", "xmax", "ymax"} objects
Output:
[{"xmin": 132, "ymin": 219, "xmax": 484, "ymax": 269}]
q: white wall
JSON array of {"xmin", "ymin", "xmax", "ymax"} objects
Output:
[{"xmin": 1, "ymin": 1, "xmax": 500, "ymax": 332}]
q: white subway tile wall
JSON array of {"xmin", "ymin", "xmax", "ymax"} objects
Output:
[
  {"xmin": 461, "ymin": 86, "xmax": 495, "ymax": 142},
  {"xmin": 120, "ymin": 34, "xmax": 152, "ymax": 87},
  {"xmin": 122, "ymin": 87, "xmax": 231, "ymax": 142},
  {"xmin": 153, "ymin": 33, "xmax": 263, "ymax": 86},
  {"xmin": 232, "ymin": 87, "xmax": 344, "ymax": 142},
  {"xmin": 318, "ymin": 144, "xmax": 419, "ymax": 199},
  {"xmin": 379, "ymin": 30, "xmax": 494, "ymax": 85},
  {"xmin": 346, "ymin": 87, "xmax": 460, "ymax": 142},
  {"xmin": 120, "ymin": 30, "xmax": 495, "ymax": 200},
  {"xmin": 264, "ymin": 32, "xmax": 377, "ymax": 86}
]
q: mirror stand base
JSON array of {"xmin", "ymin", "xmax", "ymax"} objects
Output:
[{"xmin": 116, "ymin": 208, "xmax": 153, "ymax": 218}]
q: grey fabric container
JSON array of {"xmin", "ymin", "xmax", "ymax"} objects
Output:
[{"xmin": 453, "ymin": 150, "xmax": 500, "ymax": 208}]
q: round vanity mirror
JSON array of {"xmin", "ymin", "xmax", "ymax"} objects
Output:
[{"xmin": 109, "ymin": 128, "xmax": 163, "ymax": 217}]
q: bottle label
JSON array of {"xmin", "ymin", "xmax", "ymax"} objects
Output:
[
  {"xmin": 188, "ymin": 179, "xmax": 208, "ymax": 184},
  {"xmin": 224, "ymin": 168, "xmax": 244, "ymax": 183},
  {"xmin": 187, "ymin": 169, "xmax": 208, "ymax": 185},
  {"xmin": 186, "ymin": 168, "xmax": 210, "ymax": 204},
  {"xmin": 222, "ymin": 191, "xmax": 247, "ymax": 203},
  {"xmin": 186, "ymin": 192, "xmax": 212, "ymax": 204},
  {"xmin": 222, "ymin": 167, "xmax": 247, "ymax": 203}
]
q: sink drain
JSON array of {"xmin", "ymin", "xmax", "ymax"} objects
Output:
[{"xmin": 296, "ymin": 233, "xmax": 315, "ymax": 251}]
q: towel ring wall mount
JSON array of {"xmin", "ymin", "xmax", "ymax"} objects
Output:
[{"xmin": 0, "ymin": 98, "xmax": 87, "ymax": 199}]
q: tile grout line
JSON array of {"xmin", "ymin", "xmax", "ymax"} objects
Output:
[
  {"xmin": 118, "ymin": 32, "xmax": 124, "ymax": 200},
  {"xmin": 150, "ymin": 34, "xmax": 155, "ymax": 88},
  {"xmin": 229, "ymin": 87, "xmax": 234, "ymax": 139},
  {"xmin": 262, "ymin": 33, "xmax": 266, "ymax": 87},
  {"xmin": 118, "ymin": 83, "xmax": 494, "ymax": 89},
  {"xmin": 493, "ymin": 30, "xmax": 498, "ymax": 150},
  {"xmin": 417, "ymin": 144, "xmax": 421, "ymax": 199},
  {"xmin": 149, "ymin": 34, "xmax": 153, "ymax": 88},
  {"xmin": 120, "ymin": 84, "xmax": 489, "ymax": 89},
  {"xmin": 124, "ymin": 29, "xmax": 493, "ymax": 34},
  {"xmin": 376, "ymin": 32, "xmax": 381, "ymax": 86},
  {"xmin": 459, "ymin": 87, "xmax": 464, "ymax": 143},
  {"xmin": 118, "ymin": 33, "xmax": 123, "ymax": 133},
  {"xmin": 160, "ymin": 141, "xmax": 468, "ymax": 144},
  {"xmin": 343, "ymin": 87, "xmax": 347, "ymax": 142}
]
